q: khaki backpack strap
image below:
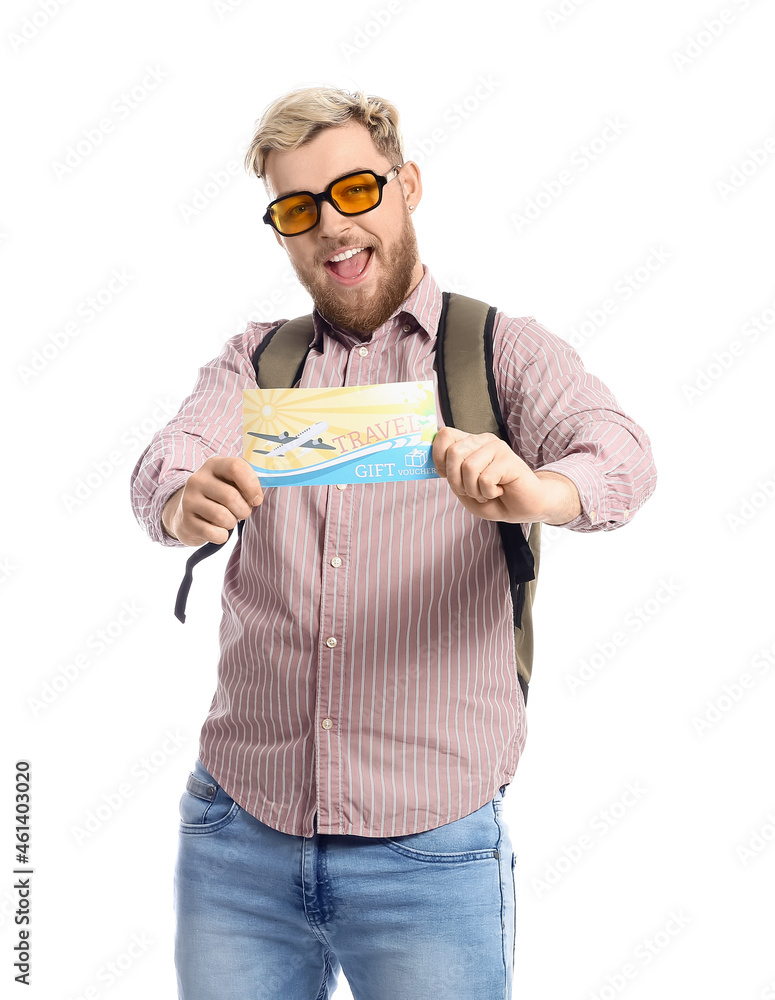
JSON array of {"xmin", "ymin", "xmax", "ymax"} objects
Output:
[
  {"xmin": 252, "ymin": 314, "xmax": 316, "ymax": 388},
  {"xmin": 435, "ymin": 293, "xmax": 502, "ymax": 435},
  {"xmin": 437, "ymin": 291, "xmax": 539, "ymax": 705}
]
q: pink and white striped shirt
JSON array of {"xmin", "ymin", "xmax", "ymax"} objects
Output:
[{"xmin": 130, "ymin": 266, "xmax": 656, "ymax": 838}]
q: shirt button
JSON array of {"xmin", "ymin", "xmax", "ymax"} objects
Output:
[
  {"xmin": 357, "ymin": 346, "xmax": 368, "ymax": 357},
  {"xmin": 330, "ymin": 557, "xmax": 342, "ymax": 568},
  {"xmin": 590, "ymin": 510, "xmax": 597, "ymax": 521},
  {"xmin": 325, "ymin": 636, "xmax": 337, "ymax": 648},
  {"xmin": 402, "ymin": 323, "xmax": 412, "ymax": 333},
  {"xmin": 335, "ymin": 483, "xmax": 347, "ymax": 491},
  {"xmin": 321, "ymin": 718, "xmax": 333, "ymax": 730}
]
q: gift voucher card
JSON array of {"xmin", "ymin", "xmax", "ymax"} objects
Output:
[{"xmin": 242, "ymin": 381, "xmax": 440, "ymax": 487}]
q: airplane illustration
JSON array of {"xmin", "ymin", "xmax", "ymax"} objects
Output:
[{"xmin": 248, "ymin": 421, "xmax": 337, "ymax": 457}]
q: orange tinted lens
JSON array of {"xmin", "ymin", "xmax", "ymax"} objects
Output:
[
  {"xmin": 331, "ymin": 173, "xmax": 380, "ymax": 214},
  {"xmin": 272, "ymin": 194, "xmax": 317, "ymax": 234}
]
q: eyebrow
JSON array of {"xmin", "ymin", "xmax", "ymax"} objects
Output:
[{"xmin": 275, "ymin": 166, "xmax": 375, "ymax": 200}]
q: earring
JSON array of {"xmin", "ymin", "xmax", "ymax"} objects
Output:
[{"xmin": 409, "ymin": 205, "xmax": 415, "ymax": 210}]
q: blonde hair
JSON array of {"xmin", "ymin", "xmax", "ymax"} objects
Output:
[{"xmin": 243, "ymin": 85, "xmax": 404, "ymax": 180}]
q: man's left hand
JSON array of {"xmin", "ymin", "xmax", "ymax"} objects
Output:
[{"xmin": 432, "ymin": 427, "xmax": 582, "ymax": 525}]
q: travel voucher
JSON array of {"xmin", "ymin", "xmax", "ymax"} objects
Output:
[{"xmin": 242, "ymin": 381, "xmax": 440, "ymax": 487}]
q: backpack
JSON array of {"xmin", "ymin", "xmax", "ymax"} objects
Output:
[{"xmin": 174, "ymin": 292, "xmax": 541, "ymax": 705}]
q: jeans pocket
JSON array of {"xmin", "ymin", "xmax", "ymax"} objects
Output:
[
  {"xmin": 179, "ymin": 759, "xmax": 241, "ymax": 834},
  {"xmin": 383, "ymin": 798, "xmax": 501, "ymax": 863}
]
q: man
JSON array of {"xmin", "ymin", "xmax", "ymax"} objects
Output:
[{"xmin": 130, "ymin": 86, "xmax": 656, "ymax": 1000}]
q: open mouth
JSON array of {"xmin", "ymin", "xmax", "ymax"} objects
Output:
[{"xmin": 323, "ymin": 246, "xmax": 374, "ymax": 285}]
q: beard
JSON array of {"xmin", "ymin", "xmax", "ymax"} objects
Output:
[{"xmin": 287, "ymin": 209, "xmax": 421, "ymax": 338}]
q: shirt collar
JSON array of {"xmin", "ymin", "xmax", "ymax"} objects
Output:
[{"xmin": 309, "ymin": 264, "xmax": 444, "ymax": 349}]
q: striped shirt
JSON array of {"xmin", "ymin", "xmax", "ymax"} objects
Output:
[{"xmin": 130, "ymin": 265, "xmax": 657, "ymax": 838}]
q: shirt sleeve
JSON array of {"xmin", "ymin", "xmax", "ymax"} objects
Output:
[
  {"xmin": 129, "ymin": 321, "xmax": 280, "ymax": 546},
  {"xmin": 494, "ymin": 315, "xmax": 657, "ymax": 532}
]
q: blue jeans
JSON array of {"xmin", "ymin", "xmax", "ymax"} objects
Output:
[{"xmin": 174, "ymin": 758, "xmax": 517, "ymax": 1000}]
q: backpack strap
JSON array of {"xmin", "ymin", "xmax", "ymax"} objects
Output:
[
  {"xmin": 436, "ymin": 291, "xmax": 539, "ymax": 705},
  {"xmin": 174, "ymin": 520, "xmax": 244, "ymax": 623},
  {"xmin": 252, "ymin": 314, "xmax": 315, "ymax": 389}
]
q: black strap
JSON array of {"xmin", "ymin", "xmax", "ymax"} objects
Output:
[{"xmin": 174, "ymin": 521, "xmax": 244, "ymax": 623}]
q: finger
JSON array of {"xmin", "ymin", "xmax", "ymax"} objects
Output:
[
  {"xmin": 472, "ymin": 451, "xmax": 515, "ymax": 502},
  {"xmin": 209, "ymin": 456, "xmax": 264, "ymax": 506},
  {"xmin": 456, "ymin": 446, "xmax": 501, "ymax": 501},
  {"xmin": 200, "ymin": 479, "xmax": 253, "ymax": 521},
  {"xmin": 431, "ymin": 427, "xmax": 469, "ymax": 477},
  {"xmin": 179, "ymin": 512, "xmax": 231, "ymax": 546},
  {"xmin": 186, "ymin": 496, "xmax": 241, "ymax": 534},
  {"xmin": 443, "ymin": 438, "xmax": 492, "ymax": 497}
]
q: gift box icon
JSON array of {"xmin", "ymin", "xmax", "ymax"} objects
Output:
[{"xmin": 405, "ymin": 449, "xmax": 429, "ymax": 468}]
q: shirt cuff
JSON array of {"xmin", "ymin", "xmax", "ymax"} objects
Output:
[{"xmin": 536, "ymin": 457, "xmax": 633, "ymax": 531}]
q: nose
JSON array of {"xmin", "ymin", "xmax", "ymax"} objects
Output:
[{"xmin": 317, "ymin": 199, "xmax": 351, "ymax": 239}]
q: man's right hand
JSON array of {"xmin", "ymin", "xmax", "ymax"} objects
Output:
[{"xmin": 162, "ymin": 457, "xmax": 263, "ymax": 546}]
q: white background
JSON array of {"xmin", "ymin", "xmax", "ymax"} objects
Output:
[{"xmin": 2, "ymin": 1, "xmax": 774, "ymax": 998}]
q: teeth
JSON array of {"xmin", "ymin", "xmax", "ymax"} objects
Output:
[{"xmin": 329, "ymin": 247, "xmax": 366, "ymax": 263}]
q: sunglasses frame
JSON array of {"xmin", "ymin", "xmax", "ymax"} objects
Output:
[{"xmin": 263, "ymin": 165, "xmax": 403, "ymax": 236}]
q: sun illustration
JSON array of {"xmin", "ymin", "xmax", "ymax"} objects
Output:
[{"xmin": 243, "ymin": 388, "xmax": 354, "ymax": 470}]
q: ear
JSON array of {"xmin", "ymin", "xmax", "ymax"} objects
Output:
[{"xmin": 398, "ymin": 160, "xmax": 422, "ymax": 212}]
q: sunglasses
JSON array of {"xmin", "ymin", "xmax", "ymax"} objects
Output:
[{"xmin": 263, "ymin": 165, "xmax": 403, "ymax": 236}]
